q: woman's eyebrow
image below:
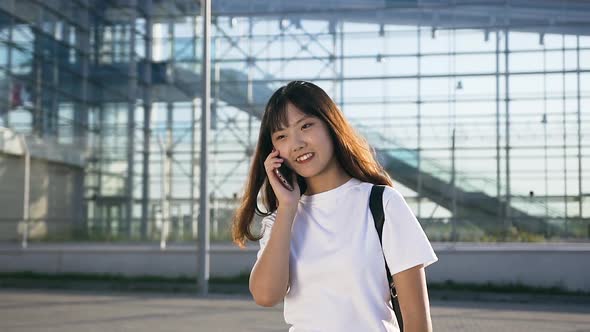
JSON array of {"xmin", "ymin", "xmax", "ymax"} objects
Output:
[{"xmin": 276, "ymin": 115, "xmax": 312, "ymax": 131}]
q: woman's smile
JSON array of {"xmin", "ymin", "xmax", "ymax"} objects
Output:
[{"xmin": 295, "ymin": 152, "xmax": 315, "ymax": 164}]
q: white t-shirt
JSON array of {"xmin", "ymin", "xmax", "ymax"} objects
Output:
[{"xmin": 256, "ymin": 177, "xmax": 438, "ymax": 332}]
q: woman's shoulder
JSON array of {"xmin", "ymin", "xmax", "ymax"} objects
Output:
[
  {"xmin": 382, "ymin": 185, "xmax": 404, "ymax": 201},
  {"xmin": 363, "ymin": 183, "xmax": 406, "ymax": 207}
]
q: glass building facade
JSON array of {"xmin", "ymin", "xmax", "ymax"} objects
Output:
[{"xmin": 0, "ymin": 0, "xmax": 588, "ymax": 243}]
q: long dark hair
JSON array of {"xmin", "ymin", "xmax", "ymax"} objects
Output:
[{"xmin": 231, "ymin": 81, "xmax": 393, "ymax": 247}]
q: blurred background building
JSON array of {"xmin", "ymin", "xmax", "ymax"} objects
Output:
[{"xmin": 0, "ymin": 0, "xmax": 588, "ymax": 247}]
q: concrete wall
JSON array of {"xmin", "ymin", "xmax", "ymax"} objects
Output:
[
  {"xmin": 1, "ymin": 242, "xmax": 589, "ymax": 292},
  {"xmin": 429, "ymin": 243, "xmax": 590, "ymax": 292},
  {"xmin": 0, "ymin": 244, "xmax": 256, "ymax": 279},
  {"xmin": 0, "ymin": 148, "xmax": 85, "ymax": 241}
]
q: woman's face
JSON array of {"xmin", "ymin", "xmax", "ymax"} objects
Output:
[{"xmin": 270, "ymin": 102, "xmax": 337, "ymax": 180}]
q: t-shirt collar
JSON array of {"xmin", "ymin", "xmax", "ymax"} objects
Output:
[{"xmin": 299, "ymin": 177, "xmax": 360, "ymax": 204}]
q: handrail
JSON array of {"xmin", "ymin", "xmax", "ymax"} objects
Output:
[{"xmin": 353, "ymin": 122, "xmax": 564, "ymax": 219}]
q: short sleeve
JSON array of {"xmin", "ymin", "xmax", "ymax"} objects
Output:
[
  {"xmin": 256, "ymin": 212, "xmax": 277, "ymax": 260},
  {"xmin": 381, "ymin": 187, "xmax": 438, "ymax": 276}
]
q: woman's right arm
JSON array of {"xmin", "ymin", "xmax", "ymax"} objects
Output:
[
  {"xmin": 249, "ymin": 205, "xmax": 297, "ymax": 307},
  {"xmin": 250, "ymin": 148, "xmax": 300, "ymax": 307}
]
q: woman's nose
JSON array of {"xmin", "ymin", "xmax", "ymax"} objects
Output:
[{"xmin": 291, "ymin": 135, "xmax": 306, "ymax": 153}]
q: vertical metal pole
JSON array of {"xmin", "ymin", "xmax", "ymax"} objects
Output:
[
  {"xmin": 4, "ymin": 0, "xmax": 13, "ymax": 128},
  {"xmin": 495, "ymin": 30, "xmax": 502, "ymax": 230},
  {"xmin": 126, "ymin": 0, "xmax": 137, "ymax": 238},
  {"xmin": 97, "ymin": 106, "xmax": 104, "ymax": 232},
  {"xmin": 190, "ymin": 15, "xmax": 198, "ymax": 241},
  {"xmin": 339, "ymin": 21, "xmax": 344, "ymax": 110},
  {"xmin": 141, "ymin": 0, "xmax": 153, "ymax": 240},
  {"xmin": 20, "ymin": 134, "xmax": 30, "ymax": 249},
  {"xmin": 158, "ymin": 131, "xmax": 168, "ymax": 249},
  {"xmin": 381, "ymin": 26, "xmax": 387, "ymax": 144},
  {"xmin": 33, "ymin": 12, "xmax": 43, "ymax": 136},
  {"xmin": 504, "ymin": 28, "xmax": 512, "ymax": 235},
  {"xmin": 165, "ymin": 101, "xmax": 173, "ymax": 243},
  {"xmin": 280, "ymin": 17, "xmax": 285, "ymax": 79},
  {"xmin": 450, "ymin": 29, "xmax": 457, "ymax": 241},
  {"xmin": 417, "ymin": 26, "xmax": 423, "ymax": 218},
  {"xmin": 50, "ymin": 20, "xmax": 59, "ymax": 139},
  {"xmin": 95, "ymin": 16, "xmax": 104, "ymax": 233},
  {"xmin": 576, "ymin": 36, "xmax": 583, "ymax": 223},
  {"xmin": 543, "ymin": 43, "xmax": 549, "ymax": 232},
  {"xmin": 561, "ymin": 35, "xmax": 568, "ymax": 236},
  {"xmin": 212, "ymin": 33, "xmax": 221, "ymax": 237},
  {"xmin": 166, "ymin": 20, "xmax": 175, "ymax": 237},
  {"xmin": 451, "ymin": 129, "xmax": 457, "ymax": 242},
  {"xmin": 38, "ymin": 15, "xmax": 52, "ymax": 137},
  {"xmin": 332, "ymin": 21, "xmax": 337, "ymax": 100},
  {"xmin": 247, "ymin": 17, "xmax": 253, "ymax": 158},
  {"xmin": 77, "ymin": 1, "xmax": 91, "ymax": 233},
  {"xmin": 198, "ymin": 0, "xmax": 211, "ymax": 296}
]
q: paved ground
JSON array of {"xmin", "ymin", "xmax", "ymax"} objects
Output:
[{"xmin": 1, "ymin": 289, "xmax": 589, "ymax": 332}]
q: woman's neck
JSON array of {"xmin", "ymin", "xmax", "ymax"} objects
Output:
[{"xmin": 303, "ymin": 166, "xmax": 352, "ymax": 196}]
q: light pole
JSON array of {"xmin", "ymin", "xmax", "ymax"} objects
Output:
[
  {"xmin": 198, "ymin": 0, "xmax": 212, "ymax": 296},
  {"xmin": 17, "ymin": 133, "xmax": 30, "ymax": 249}
]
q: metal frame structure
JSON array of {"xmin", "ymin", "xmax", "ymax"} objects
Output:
[{"xmin": 0, "ymin": 0, "xmax": 588, "ymax": 250}]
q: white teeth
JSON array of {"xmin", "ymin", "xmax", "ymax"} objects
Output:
[{"xmin": 296, "ymin": 153, "xmax": 313, "ymax": 162}]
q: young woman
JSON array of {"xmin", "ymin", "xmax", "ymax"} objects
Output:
[{"xmin": 232, "ymin": 81, "xmax": 438, "ymax": 332}]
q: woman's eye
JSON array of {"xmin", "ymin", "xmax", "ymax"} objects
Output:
[
  {"xmin": 302, "ymin": 123, "xmax": 313, "ymax": 129},
  {"xmin": 276, "ymin": 135, "xmax": 285, "ymax": 140}
]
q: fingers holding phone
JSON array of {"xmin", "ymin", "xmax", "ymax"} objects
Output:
[{"xmin": 264, "ymin": 148, "xmax": 300, "ymax": 207}]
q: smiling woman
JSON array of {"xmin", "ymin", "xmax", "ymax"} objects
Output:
[
  {"xmin": 231, "ymin": 81, "xmax": 438, "ymax": 332},
  {"xmin": 270, "ymin": 103, "xmax": 340, "ymax": 188}
]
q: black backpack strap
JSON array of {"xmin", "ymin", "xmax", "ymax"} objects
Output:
[{"xmin": 370, "ymin": 185, "xmax": 403, "ymax": 331}]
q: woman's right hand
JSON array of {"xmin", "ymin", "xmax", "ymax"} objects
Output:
[{"xmin": 264, "ymin": 148, "xmax": 300, "ymax": 209}]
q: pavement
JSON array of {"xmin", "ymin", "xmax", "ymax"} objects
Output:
[{"xmin": 1, "ymin": 288, "xmax": 589, "ymax": 332}]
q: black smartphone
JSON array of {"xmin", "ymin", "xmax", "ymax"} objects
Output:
[{"xmin": 273, "ymin": 164, "xmax": 294, "ymax": 191}]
